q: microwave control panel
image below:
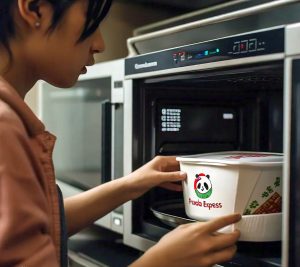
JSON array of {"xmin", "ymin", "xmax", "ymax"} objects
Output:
[
  {"xmin": 172, "ymin": 36, "xmax": 268, "ymax": 64},
  {"xmin": 125, "ymin": 27, "xmax": 284, "ymax": 76}
]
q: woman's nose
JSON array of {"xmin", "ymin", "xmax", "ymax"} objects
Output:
[{"xmin": 91, "ymin": 30, "xmax": 105, "ymax": 54}]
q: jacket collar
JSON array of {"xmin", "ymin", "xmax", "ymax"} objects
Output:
[{"xmin": 0, "ymin": 76, "xmax": 45, "ymax": 136}]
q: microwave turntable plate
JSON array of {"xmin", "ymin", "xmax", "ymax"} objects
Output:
[{"xmin": 150, "ymin": 200, "xmax": 196, "ymax": 228}]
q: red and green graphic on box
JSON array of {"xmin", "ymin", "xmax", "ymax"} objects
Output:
[
  {"xmin": 243, "ymin": 176, "xmax": 282, "ymax": 215},
  {"xmin": 194, "ymin": 173, "xmax": 212, "ymax": 199}
]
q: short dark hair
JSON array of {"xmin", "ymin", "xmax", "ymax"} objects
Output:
[{"xmin": 0, "ymin": 0, "xmax": 112, "ymax": 57}]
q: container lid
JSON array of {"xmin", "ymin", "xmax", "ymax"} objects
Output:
[{"xmin": 176, "ymin": 151, "xmax": 283, "ymax": 167}]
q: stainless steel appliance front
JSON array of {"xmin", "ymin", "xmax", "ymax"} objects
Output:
[{"xmin": 123, "ymin": 21, "xmax": 300, "ymax": 267}]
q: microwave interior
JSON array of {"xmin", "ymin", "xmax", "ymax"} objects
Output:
[{"xmin": 131, "ymin": 62, "xmax": 284, "ymax": 265}]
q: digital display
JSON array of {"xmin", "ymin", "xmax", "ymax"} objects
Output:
[
  {"xmin": 160, "ymin": 108, "xmax": 182, "ymax": 132},
  {"xmin": 173, "ymin": 48, "xmax": 221, "ymax": 63},
  {"xmin": 157, "ymin": 104, "xmax": 237, "ymax": 142}
]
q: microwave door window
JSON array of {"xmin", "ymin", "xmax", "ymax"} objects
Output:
[{"xmin": 43, "ymin": 82, "xmax": 111, "ymax": 190}]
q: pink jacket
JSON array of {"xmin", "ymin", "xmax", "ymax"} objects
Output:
[{"xmin": 0, "ymin": 77, "xmax": 61, "ymax": 266}]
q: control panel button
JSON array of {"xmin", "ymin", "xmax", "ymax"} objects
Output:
[
  {"xmin": 113, "ymin": 217, "xmax": 122, "ymax": 227},
  {"xmin": 257, "ymin": 41, "xmax": 266, "ymax": 51},
  {"xmin": 240, "ymin": 40, "xmax": 248, "ymax": 53},
  {"xmin": 233, "ymin": 42, "xmax": 240, "ymax": 54},
  {"xmin": 173, "ymin": 53, "xmax": 178, "ymax": 64},
  {"xmin": 248, "ymin": 39, "xmax": 257, "ymax": 52},
  {"xmin": 179, "ymin": 52, "xmax": 186, "ymax": 61}
]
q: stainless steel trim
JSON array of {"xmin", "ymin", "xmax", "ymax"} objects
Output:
[
  {"xmin": 123, "ymin": 79, "xmax": 156, "ymax": 251},
  {"xmin": 282, "ymin": 56, "xmax": 294, "ymax": 267},
  {"xmin": 122, "ymin": 81, "xmax": 135, "ymax": 247},
  {"xmin": 133, "ymin": 0, "xmax": 245, "ymax": 36},
  {"xmin": 123, "ymin": 79, "xmax": 134, "ymax": 247},
  {"xmin": 111, "ymin": 104, "xmax": 116, "ymax": 180},
  {"xmin": 127, "ymin": 0, "xmax": 299, "ymax": 56},
  {"xmin": 123, "ymin": 202, "xmax": 156, "ymax": 251},
  {"xmin": 110, "ymin": 60, "xmax": 124, "ymax": 182},
  {"xmin": 286, "ymin": 23, "xmax": 300, "ymax": 56},
  {"xmin": 123, "ymin": 80, "xmax": 133, "ymax": 177},
  {"xmin": 125, "ymin": 53, "xmax": 284, "ymax": 80}
]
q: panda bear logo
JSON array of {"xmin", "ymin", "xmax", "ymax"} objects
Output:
[{"xmin": 194, "ymin": 173, "xmax": 212, "ymax": 199}]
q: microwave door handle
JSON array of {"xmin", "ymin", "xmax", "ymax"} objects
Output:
[{"xmin": 101, "ymin": 100, "xmax": 112, "ymax": 184}]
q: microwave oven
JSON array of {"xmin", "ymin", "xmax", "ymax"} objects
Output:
[
  {"xmin": 123, "ymin": 12, "xmax": 300, "ymax": 267},
  {"xmin": 38, "ymin": 59, "xmax": 125, "ymax": 234}
]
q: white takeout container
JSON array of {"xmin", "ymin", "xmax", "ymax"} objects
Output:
[
  {"xmin": 219, "ymin": 212, "xmax": 282, "ymax": 242},
  {"xmin": 177, "ymin": 151, "xmax": 283, "ymax": 241}
]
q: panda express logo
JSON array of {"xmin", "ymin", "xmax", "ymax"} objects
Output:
[
  {"xmin": 194, "ymin": 173, "xmax": 212, "ymax": 199},
  {"xmin": 189, "ymin": 172, "xmax": 223, "ymax": 210}
]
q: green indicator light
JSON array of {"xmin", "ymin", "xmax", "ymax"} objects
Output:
[
  {"xmin": 216, "ymin": 48, "xmax": 220, "ymax": 53},
  {"xmin": 204, "ymin": 50, "xmax": 209, "ymax": 56}
]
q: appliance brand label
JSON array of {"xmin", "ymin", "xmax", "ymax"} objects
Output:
[
  {"xmin": 134, "ymin": 61, "xmax": 158, "ymax": 70},
  {"xmin": 189, "ymin": 172, "xmax": 223, "ymax": 210}
]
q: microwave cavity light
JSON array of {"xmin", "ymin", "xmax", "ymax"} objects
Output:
[{"xmin": 223, "ymin": 113, "xmax": 234, "ymax": 119}]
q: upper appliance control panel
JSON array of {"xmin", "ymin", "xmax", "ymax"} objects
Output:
[{"xmin": 125, "ymin": 27, "xmax": 284, "ymax": 76}]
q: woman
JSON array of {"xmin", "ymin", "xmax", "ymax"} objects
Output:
[{"xmin": 0, "ymin": 0, "xmax": 241, "ymax": 266}]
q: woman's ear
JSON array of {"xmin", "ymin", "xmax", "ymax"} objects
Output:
[
  {"xmin": 28, "ymin": 0, "xmax": 42, "ymax": 18},
  {"xmin": 17, "ymin": 0, "xmax": 53, "ymax": 29}
]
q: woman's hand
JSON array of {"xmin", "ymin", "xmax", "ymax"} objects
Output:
[
  {"xmin": 65, "ymin": 155, "xmax": 185, "ymax": 234},
  {"xmin": 126, "ymin": 156, "xmax": 187, "ymax": 199},
  {"xmin": 130, "ymin": 213, "xmax": 241, "ymax": 267}
]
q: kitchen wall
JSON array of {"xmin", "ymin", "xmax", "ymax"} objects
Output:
[{"xmin": 25, "ymin": 1, "xmax": 178, "ymax": 115}]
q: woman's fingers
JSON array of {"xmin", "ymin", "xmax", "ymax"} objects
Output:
[
  {"xmin": 154, "ymin": 156, "xmax": 180, "ymax": 172},
  {"xmin": 159, "ymin": 170, "xmax": 187, "ymax": 183},
  {"xmin": 204, "ymin": 213, "xmax": 242, "ymax": 233},
  {"xmin": 209, "ymin": 230, "xmax": 240, "ymax": 251},
  {"xmin": 149, "ymin": 156, "xmax": 187, "ymax": 188}
]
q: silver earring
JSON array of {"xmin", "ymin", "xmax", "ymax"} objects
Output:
[{"xmin": 35, "ymin": 21, "xmax": 41, "ymax": 28}]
